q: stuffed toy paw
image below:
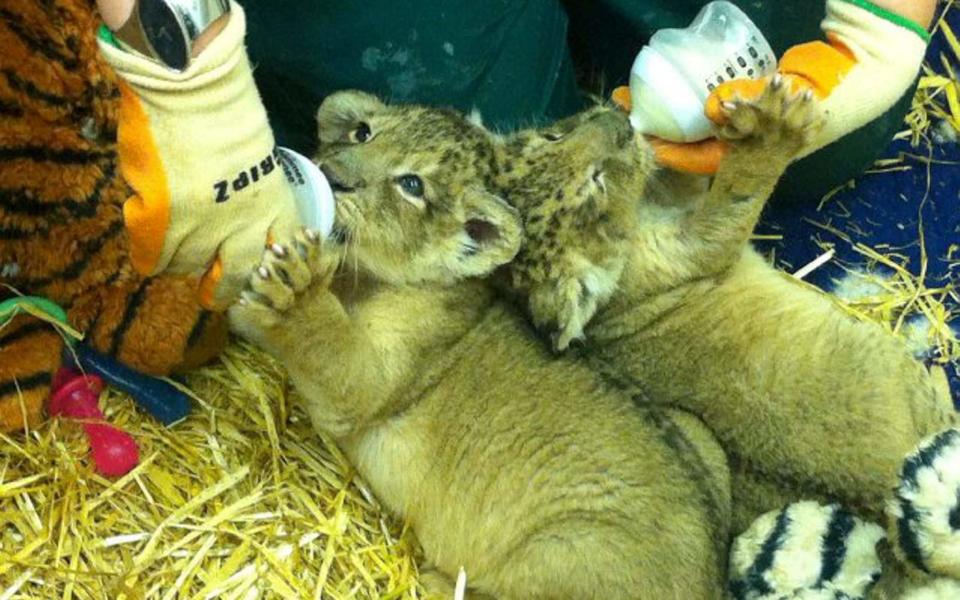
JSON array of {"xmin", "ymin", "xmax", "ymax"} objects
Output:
[
  {"xmin": 900, "ymin": 579, "xmax": 960, "ymax": 600},
  {"xmin": 614, "ymin": 0, "xmax": 931, "ymax": 175},
  {"xmin": 888, "ymin": 428, "xmax": 960, "ymax": 580},
  {"xmin": 728, "ymin": 501, "xmax": 884, "ymax": 600},
  {"xmin": 0, "ymin": 0, "xmax": 228, "ymax": 432}
]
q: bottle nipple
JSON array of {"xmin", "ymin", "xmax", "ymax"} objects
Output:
[{"xmin": 277, "ymin": 147, "xmax": 336, "ymax": 239}]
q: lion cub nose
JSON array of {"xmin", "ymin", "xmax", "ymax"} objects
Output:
[{"xmin": 584, "ymin": 109, "xmax": 633, "ymax": 151}]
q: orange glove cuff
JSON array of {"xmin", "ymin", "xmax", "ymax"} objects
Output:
[
  {"xmin": 118, "ymin": 81, "xmax": 170, "ymax": 276},
  {"xmin": 612, "ymin": 86, "xmax": 632, "ymax": 113},
  {"xmin": 197, "ymin": 257, "xmax": 223, "ymax": 308},
  {"xmin": 648, "ymin": 138, "xmax": 730, "ymax": 176},
  {"xmin": 704, "ymin": 79, "xmax": 770, "ymax": 126},
  {"xmin": 778, "ymin": 39, "xmax": 856, "ymax": 99}
]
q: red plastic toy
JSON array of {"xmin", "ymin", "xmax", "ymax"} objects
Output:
[{"xmin": 49, "ymin": 367, "xmax": 140, "ymax": 477}]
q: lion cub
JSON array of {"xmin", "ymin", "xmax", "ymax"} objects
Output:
[
  {"xmin": 229, "ymin": 91, "xmax": 732, "ymax": 599},
  {"xmin": 492, "ymin": 81, "xmax": 958, "ymax": 537}
]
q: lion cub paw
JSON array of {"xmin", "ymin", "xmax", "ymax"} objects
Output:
[
  {"xmin": 228, "ymin": 229, "xmax": 324, "ymax": 338},
  {"xmin": 715, "ymin": 74, "xmax": 822, "ymax": 154}
]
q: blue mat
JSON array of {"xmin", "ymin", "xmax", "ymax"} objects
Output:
[{"xmin": 756, "ymin": 11, "xmax": 960, "ymax": 406}]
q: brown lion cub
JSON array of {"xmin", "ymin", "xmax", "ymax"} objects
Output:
[
  {"xmin": 229, "ymin": 91, "xmax": 732, "ymax": 599},
  {"xmin": 492, "ymin": 80, "xmax": 959, "ymax": 546}
]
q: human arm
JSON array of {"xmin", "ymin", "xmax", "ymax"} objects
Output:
[
  {"xmin": 96, "ymin": 0, "xmax": 230, "ymax": 56},
  {"xmin": 872, "ymin": 0, "xmax": 936, "ymax": 29}
]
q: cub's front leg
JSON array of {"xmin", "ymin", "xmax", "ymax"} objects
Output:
[
  {"xmin": 228, "ymin": 233, "xmax": 395, "ymax": 436},
  {"xmin": 711, "ymin": 76, "xmax": 818, "ymax": 195},
  {"xmin": 697, "ymin": 77, "xmax": 822, "ymax": 255},
  {"xmin": 633, "ymin": 78, "xmax": 823, "ymax": 292},
  {"xmin": 227, "ymin": 230, "xmax": 332, "ymax": 351}
]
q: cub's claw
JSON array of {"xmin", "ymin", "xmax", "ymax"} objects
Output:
[
  {"xmin": 228, "ymin": 230, "xmax": 324, "ymax": 337},
  {"xmin": 716, "ymin": 78, "xmax": 823, "ymax": 153},
  {"xmin": 303, "ymin": 227, "xmax": 321, "ymax": 245}
]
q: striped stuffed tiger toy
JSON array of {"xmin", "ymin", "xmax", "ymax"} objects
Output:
[{"xmin": 0, "ymin": 0, "xmax": 227, "ymax": 432}]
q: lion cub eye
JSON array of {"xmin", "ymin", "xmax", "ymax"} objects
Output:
[
  {"xmin": 351, "ymin": 122, "xmax": 372, "ymax": 143},
  {"xmin": 397, "ymin": 174, "xmax": 425, "ymax": 198},
  {"xmin": 542, "ymin": 132, "xmax": 564, "ymax": 142}
]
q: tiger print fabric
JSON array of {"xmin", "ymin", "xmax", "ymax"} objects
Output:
[{"xmin": 0, "ymin": 0, "xmax": 227, "ymax": 432}]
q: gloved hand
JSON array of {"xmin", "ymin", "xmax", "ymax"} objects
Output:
[
  {"xmin": 612, "ymin": 86, "xmax": 729, "ymax": 175},
  {"xmin": 614, "ymin": 0, "xmax": 931, "ymax": 175},
  {"xmin": 98, "ymin": 1, "xmax": 301, "ymax": 309}
]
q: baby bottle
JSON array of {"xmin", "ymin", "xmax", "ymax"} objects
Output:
[
  {"xmin": 277, "ymin": 147, "xmax": 336, "ymax": 240},
  {"xmin": 628, "ymin": 1, "xmax": 777, "ymax": 142}
]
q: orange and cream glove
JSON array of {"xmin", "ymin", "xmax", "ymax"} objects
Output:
[
  {"xmin": 614, "ymin": 0, "xmax": 931, "ymax": 175},
  {"xmin": 98, "ymin": 1, "xmax": 300, "ymax": 309}
]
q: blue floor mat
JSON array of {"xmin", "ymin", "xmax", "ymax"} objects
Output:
[{"xmin": 755, "ymin": 10, "xmax": 960, "ymax": 406}]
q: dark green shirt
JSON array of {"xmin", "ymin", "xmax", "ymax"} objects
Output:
[{"xmin": 242, "ymin": 0, "xmax": 917, "ymax": 201}]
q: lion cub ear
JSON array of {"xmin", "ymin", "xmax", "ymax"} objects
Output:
[
  {"xmin": 316, "ymin": 90, "xmax": 386, "ymax": 144},
  {"xmin": 459, "ymin": 188, "xmax": 523, "ymax": 275}
]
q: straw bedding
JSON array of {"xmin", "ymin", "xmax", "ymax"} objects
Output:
[
  {"xmin": 756, "ymin": 4, "xmax": 960, "ymax": 396},
  {"xmin": 1, "ymin": 6, "xmax": 958, "ymax": 599},
  {"xmin": 1, "ymin": 341, "xmax": 423, "ymax": 599}
]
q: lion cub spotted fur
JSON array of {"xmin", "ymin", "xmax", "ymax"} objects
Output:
[
  {"xmin": 229, "ymin": 91, "xmax": 732, "ymax": 599},
  {"xmin": 493, "ymin": 82, "xmax": 958, "ymax": 540}
]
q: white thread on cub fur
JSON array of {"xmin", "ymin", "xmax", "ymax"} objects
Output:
[
  {"xmin": 889, "ymin": 428, "xmax": 960, "ymax": 579},
  {"xmin": 466, "ymin": 108, "xmax": 484, "ymax": 129},
  {"xmin": 900, "ymin": 315, "xmax": 939, "ymax": 360},
  {"xmin": 828, "ymin": 269, "xmax": 889, "ymax": 303},
  {"xmin": 454, "ymin": 567, "xmax": 467, "ymax": 600},
  {"xmin": 932, "ymin": 119, "xmax": 958, "ymax": 146}
]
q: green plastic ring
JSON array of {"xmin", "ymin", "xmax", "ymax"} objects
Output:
[{"xmin": 0, "ymin": 296, "xmax": 69, "ymax": 325}]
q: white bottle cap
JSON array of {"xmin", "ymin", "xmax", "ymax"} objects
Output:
[
  {"xmin": 277, "ymin": 147, "xmax": 335, "ymax": 240},
  {"xmin": 630, "ymin": 46, "xmax": 713, "ymax": 141}
]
